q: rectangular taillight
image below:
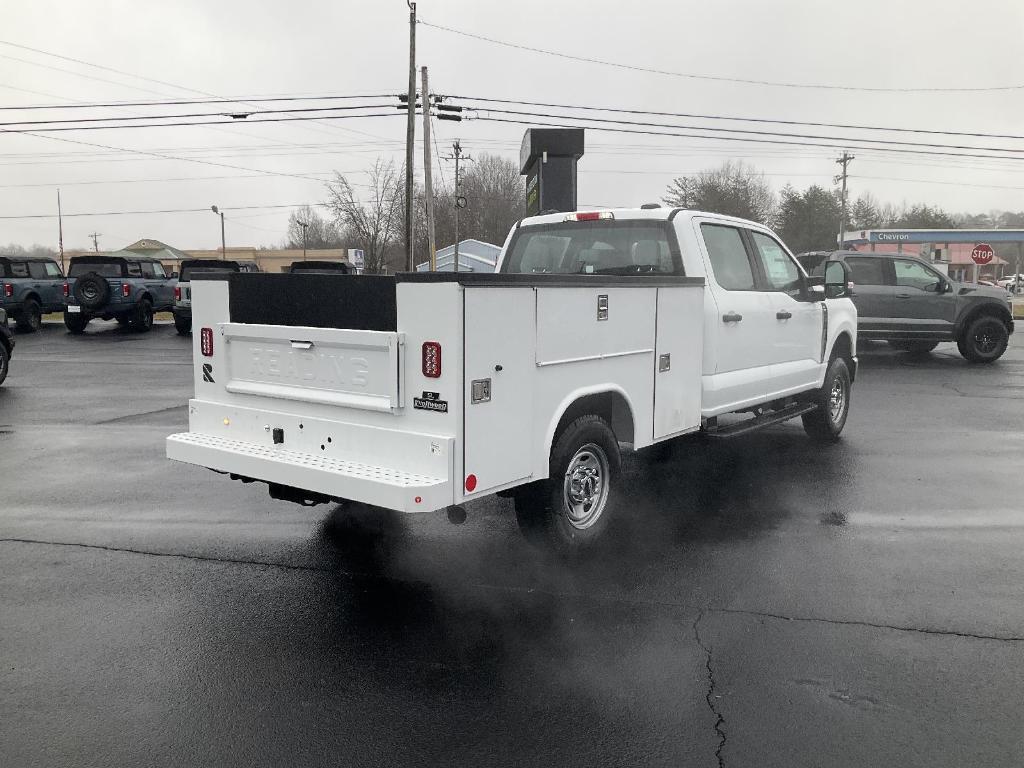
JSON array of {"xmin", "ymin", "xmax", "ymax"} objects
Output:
[
  {"xmin": 200, "ymin": 327, "xmax": 214, "ymax": 357},
  {"xmin": 564, "ymin": 211, "xmax": 614, "ymax": 222},
  {"xmin": 2, "ymin": 283, "xmax": 11, "ymax": 298},
  {"xmin": 174, "ymin": 286, "xmax": 181, "ymax": 301},
  {"xmin": 63, "ymin": 282, "xmax": 69, "ymax": 297},
  {"xmin": 422, "ymin": 341, "xmax": 441, "ymax": 378},
  {"xmin": 122, "ymin": 283, "xmax": 130, "ymax": 298}
]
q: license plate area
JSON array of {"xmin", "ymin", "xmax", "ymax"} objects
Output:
[{"xmin": 221, "ymin": 323, "xmax": 405, "ymax": 412}]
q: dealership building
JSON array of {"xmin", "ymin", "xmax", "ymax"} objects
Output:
[{"xmin": 843, "ymin": 229, "xmax": 1023, "ymax": 283}]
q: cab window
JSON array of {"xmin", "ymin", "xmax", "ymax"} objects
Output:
[
  {"xmin": 44, "ymin": 261, "xmax": 63, "ymax": 278},
  {"xmin": 894, "ymin": 259, "xmax": 942, "ymax": 292},
  {"xmin": 701, "ymin": 224, "xmax": 755, "ymax": 291},
  {"xmin": 845, "ymin": 257, "xmax": 887, "ymax": 286},
  {"xmin": 750, "ymin": 231, "xmax": 802, "ymax": 295}
]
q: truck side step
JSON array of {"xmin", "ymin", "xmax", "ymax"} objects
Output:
[{"xmin": 704, "ymin": 402, "xmax": 817, "ymax": 439}]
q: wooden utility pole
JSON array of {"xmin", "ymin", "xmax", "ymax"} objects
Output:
[
  {"xmin": 421, "ymin": 67, "xmax": 437, "ymax": 271},
  {"xmin": 835, "ymin": 151, "xmax": 854, "ymax": 249},
  {"xmin": 444, "ymin": 140, "xmax": 471, "ymax": 273},
  {"xmin": 89, "ymin": 232, "xmax": 101, "ymax": 252},
  {"xmin": 56, "ymin": 189, "xmax": 65, "ymax": 272},
  {"xmin": 404, "ymin": 1, "xmax": 417, "ymax": 272}
]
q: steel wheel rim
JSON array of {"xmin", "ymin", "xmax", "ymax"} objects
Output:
[
  {"xmin": 828, "ymin": 374, "xmax": 846, "ymax": 423},
  {"xmin": 973, "ymin": 322, "xmax": 1001, "ymax": 354},
  {"xmin": 562, "ymin": 442, "xmax": 610, "ymax": 530}
]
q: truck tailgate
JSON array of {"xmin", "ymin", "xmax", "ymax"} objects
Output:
[{"xmin": 220, "ymin": 322, "xmax": 405, "ymax": 412}]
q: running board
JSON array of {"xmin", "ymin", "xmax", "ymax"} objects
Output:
[{"xmin": 704, "ymin": 403, "xmax": 817, "ymax": 439}]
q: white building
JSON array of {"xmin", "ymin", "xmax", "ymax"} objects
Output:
[{"xmin": 415, "ymin": 239, "xmax": 500, "ymax": 273}]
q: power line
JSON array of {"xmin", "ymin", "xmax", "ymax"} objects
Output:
[
  {"xmin": 0, "ymin": 172, "xmax": 337, "ymax": 189},
  {"xmin": 0, "ymin": 93, "xmax": 393, "ymax": 112},
  {"xmin": 419, "ymin": 18, "xmax": 1024, "ymax": 94},
  {"xmin": 475, "ymin": 115, "xmax": 1024, "ymax": 163},
  {"xmin": 0, "ymin": 202, "xmax": 330, "ymax": 221},
  {"xmin": 0, "ymin": 112, "xmax": 402, "ymax": 134},
  {"xmin": 446, "ymin": 94, "xmax": 1024, "ymax": 143},
  {"xmin": 466, "ymin": 106, "xmax": 1024, "ymax": 156}
]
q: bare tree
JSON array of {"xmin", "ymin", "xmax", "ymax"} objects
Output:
[
  {"xmin": 285, "ymin": 205, "xmax": 341, "ymax": 250},
  {"xmin": 325, "ymin": 159, "xmax": 404, "ymax": 273},
  {"xmin": 663, "ymin": 161, "xmax": 777, "ymax": 225}
]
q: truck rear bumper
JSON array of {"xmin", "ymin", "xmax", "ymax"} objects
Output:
[{"xmin": 166, "ymin": 431, "xmax": 452, "ymax": 513}]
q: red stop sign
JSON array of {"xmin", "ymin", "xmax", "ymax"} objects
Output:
[{"xmin": 971, "ymin": 243, "xmax": 994, "ymax": 265}]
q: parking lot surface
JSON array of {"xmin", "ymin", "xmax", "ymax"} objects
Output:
[{"xmin": 2, "ymin": 320, "xmax": 1023, "ymax": 767}]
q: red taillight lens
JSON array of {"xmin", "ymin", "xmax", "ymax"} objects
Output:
[
  {"xmin": 174, "ymin": 286, "xmax": 181, "ymax": 301},
  {"xmin": 421, "ymin": 341, "xmax": 441, "ymax": 378},
  {"xmin": 564, "ymin": 211, "xmax": 614, "ymax": 222},
  {"xmin": 63, "ymin": 282, "xmax": 69, "ymax": 297},
  {"xmin": 3, "ymin": 283, "xmax": 11, "ymax": 298},
  {"xmin": 200, "ymin": 327, "xmax": 213, "ymax": 357},
  {"xmin": 122, "ymin": 283, "xmax": 130, "ymax": 297}
]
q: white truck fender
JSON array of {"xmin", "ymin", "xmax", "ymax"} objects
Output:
[{"xmin": 539, "ymin": 384, "xmax": 638, "ymax": 478}]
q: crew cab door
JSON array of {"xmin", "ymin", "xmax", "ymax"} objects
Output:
[
  {"xmin": 844, "ymin": 256, "xmax": 893, "ymax": 334},
  {"xmin": 141, "ymin": 261, "xmax": 172, "ymax": 307},
  {"xmin": 695, "ymin": 221, "xmax": 773, "ymax": 414},
  {"xmin": 890, "ymin": 257, "xmax": 956, "ymax": 336},
  {"xmin": 26, "ymin": 261, "xmax": 56, "ymax": 310},
  {"xmin": 747, "ymin": 230, "xmax": 822, "ymax": 395}
]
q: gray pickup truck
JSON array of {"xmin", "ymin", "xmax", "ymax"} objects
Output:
[
  {"xmin": 65, "ymin": 253, "xmax": 176, "ymax": 334},
  {"xmin": 0, "ymin": 254, "xmax": 67, "ymax": 332},
  {"xmin": 173, "ymin": 259, "xmax": 241, "ymax": 335},
  {"xmin": 798, "ymin": 250, "xmax": 1014, "ymax": 362}
]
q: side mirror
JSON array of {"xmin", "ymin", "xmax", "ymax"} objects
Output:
[
  {"xmin": 803, "ymin": 275, "xmax": 825, "ymax": 301},
  {"xmin": 824, "ymin": 260, "xmax": 852, "ymax": 299}
]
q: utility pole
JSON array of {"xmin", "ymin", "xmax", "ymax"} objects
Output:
[
  {"xmin": 89, "ymin": 232, "xmax": 101, "ymax": 252},
  {"xmin": 421, "ymin": 67, "xmax": 437, "ymax": 271},
  {"xmin": 56, "ymin": 189, "xmax": 65, "ymax": 272},
  {"xmin": 404, "ymin": 1, "xmax": 417, "ymax": 272},
  {"xmin": 834, "ymin": 152, "xmax": 854, "ymax": 249},
  {"xmin": 297, "ymin": 219, "xmax": 308, "ymax": 260},
  {"xmin": 443, "ymin": 140, "xmax": 471, "ymax": 273}
]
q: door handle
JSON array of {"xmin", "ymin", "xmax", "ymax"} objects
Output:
[
  {"xmin": 776, "ymin": 310, "xmax": 792, "ymax": 320},
  {"xmin": 722, "ymin": 312, "xmax": 743, "ymax": 323},
  {"xmin": 896, "ymin": 293, "xmax": 911, "ymax": 299},
  {"xmin": 290, "ymin": 340, "xmax": 314, "ymax": 349}
]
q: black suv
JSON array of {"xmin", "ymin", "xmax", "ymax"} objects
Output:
[
  {"xmin": 798, "ymin": 251, "xmax": 1014, "ymax": 363},
  {"xmin": 65, "ymin": 254, "xmax": 176, "ymax": 334},
  {"xmin": 287, "ymin": 260, "xmax": 352, "ymax": 274},
  {"xmin": 0, "ymin": 254, "xmax": 66, "ymax": 332}
]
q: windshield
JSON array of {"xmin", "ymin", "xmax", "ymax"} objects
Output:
[
  {"xmin": 69, "ymin": 262, "xmax": 122, "ymax": 278},
  {"xmin": 501, "ymin": 221, "xmax": 679, "ymax": 275}
]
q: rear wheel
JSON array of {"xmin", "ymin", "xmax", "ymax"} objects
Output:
[
  {"xmin": 64, "ymin": 312, "xmax": 89, "ymax": 334},
  {"xmin": 0, "ymin": 342, "xmax": 9, "ymax": 385},
  {"xmin": 16, "ymin": 298, "xmax": 42, "ymax": 332},
  {"xmin": 802, "ymin": 357, "xmax": 851, "ymax": 443},
  {"xmin": 132, "ymin": 299, "xmax": 153, "ymax": 332},
  {"xmin": 174, "ymin": 315, "xmax": 191, "ymax": 335},
  {"xmin": 115, "ymin": 316, "xmax": 131, "ymax": 327},
  {"xmin": 514, "ymin": 415, "xmax": 621, "ymax": 554},
  {"xmin": 958, "ymin": 315, "xmax": 1009, "ymax": 363}
]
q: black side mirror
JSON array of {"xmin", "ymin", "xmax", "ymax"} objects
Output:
[
  {"xmin": 802, "ymin": 275, "xmax": 825, "ymax": 302},
  {"xmin": 824, "ymin": 260, "xmax": 852, "ymax": 299}
]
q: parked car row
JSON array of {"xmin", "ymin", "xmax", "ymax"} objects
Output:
[{"xmin": 797, "ymin": 251, "xmax": 1015, "ymax": 363}]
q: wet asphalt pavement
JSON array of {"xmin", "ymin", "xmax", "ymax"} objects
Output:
[{"xmin": 2, "ymin": 320, "xmax": 1023, "ymax": 767}]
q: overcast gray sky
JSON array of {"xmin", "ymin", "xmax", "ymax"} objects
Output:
[{"xmin": 3, "ymin": 0, "xmax": 1024, "ymax": 251}]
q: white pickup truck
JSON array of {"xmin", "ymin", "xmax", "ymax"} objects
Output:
[{"xmin": 167, "ymin": 208, "xmax": 856, "ymax": 551}]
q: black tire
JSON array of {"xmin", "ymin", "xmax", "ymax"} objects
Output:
[
  {"xmin": 115, "ymin": 316, "xmax": 131, "ymax": 327},
  {"xmin": 802, "ymin": 357, "xmax": 852, "ymax": 443},
  {"xmin": 958, "ymin": 315, "xmax": 1009, "ymax": 364},
  {"xmin": 15, "ymin": 298, "xmax": 42, "ymax": 332},
  {"xmin": 888, "ymin": 340, "xmax": 938, "ymax": 354},
  {"xmin": 132, "ymin": 299, "xmax": 154, "ymax": 332},
  {"xmin": 0, "ymin": 342, "xmax": 9, "ymax": 385},
  {"xmin": 63, "ymin": 312, "xmax": 89, "ymax": 334},
  {"xmin": 514, "ymin": 415, "xmax": 621, "ymax": 554},
  {"xmin": 73, "ymin": 272, "xmax": 111, "ymax": 310},
  {"xmin": 174, "ymin": 315, "xmax": 191, "ymax": 335}
]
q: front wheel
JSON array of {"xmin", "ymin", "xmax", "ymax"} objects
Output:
[
  {"xmin": 16, "ymin": 298, "xmax": 42, "ymax": 332},
  {"xmin": 0, "ymin": 342, "xmax": 9, "ymax": 385},
  {"xmin": 802, "ymin": 357, "xmax": 852, "ymax": 443},
  {"xmin": 958, "ymin": 315, "xmax": 1009, "ymax": 363},
  {"xmin": 63, "ymin": 312, "xmax": 89, "ymax": 334},
  {"xmin": 132, "ymin": 299, "xmax": 154, "ymax": 332},
  {"xmin": 514, "ymin": 415, "xmax": 621, "ymax": 554}
]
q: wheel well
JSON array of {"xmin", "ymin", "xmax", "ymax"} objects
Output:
[
  {"xmin": 956, "ymin": 304, "xmax": 1012, "ymax": 339},
  {"xmin": 830, "ymin": 332, "xmax": 855, "ymax": 379},
  {"xmin": 553, "ymin": 390, "xmax": 635, "ymax": 447},
  {"xmin": 23, "ymin": 292, "xmax": 42, "ymax": 307}
]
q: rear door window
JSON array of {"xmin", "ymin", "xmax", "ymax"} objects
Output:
[
  {"xmin": 9, "ymin": 261, "xmax": 29, "ymax": 278},
  {"xmin": 126, "ymin": 262, "xmax": 143, "ymax": 278},
  {"xmin": 28, "ymin": 261, "xmax": 48, "ymax": 279},
  {"xmin": 140, "ymin": 261, "xmax": 157, "ymax": 278},
  {"xmin": 846, "ymin": 257, "xmax": 887, "ymax": 286},
  {"xmin": 700, "ymin": 224, "xmax": 756, "ymax": 291}
]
